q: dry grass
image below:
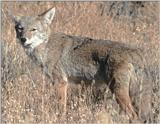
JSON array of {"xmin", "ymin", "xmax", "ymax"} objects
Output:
[{"xmin": 1, "ymin": 1, "xmax": 160, "ymax": 123}]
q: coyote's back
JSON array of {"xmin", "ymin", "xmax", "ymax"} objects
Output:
[{"xmin": 12, "ymin": 7, "xmax": 159, "ymax": 123}]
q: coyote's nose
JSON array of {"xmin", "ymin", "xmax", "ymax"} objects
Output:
[{"xmin": 21, "ymin": 38, "xmax": 27, "ymax": 44}]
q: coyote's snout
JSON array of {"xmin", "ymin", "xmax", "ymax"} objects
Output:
[{"xmin": 12, "ymin": 7, "xmax": 154, "ymax": 123}]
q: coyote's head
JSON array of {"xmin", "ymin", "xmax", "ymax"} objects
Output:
[{"xmin": 12, "ymin": 7, "xmax": 55, "ymax": 50}]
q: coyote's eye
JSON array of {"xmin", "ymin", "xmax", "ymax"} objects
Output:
[{"xmin": 30, "ymin": 28, "xmax": 37, "ymax": 32}]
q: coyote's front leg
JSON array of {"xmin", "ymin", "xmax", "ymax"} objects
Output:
[
  {"xmin": 113, "ymin": 61, "xmax": 138, "ymax": 120},
  {"xmin": 56, "ymin": 79, "xmax": 68, "ymax": 117}
]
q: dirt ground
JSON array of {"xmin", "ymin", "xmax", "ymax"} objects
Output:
[{"xmin": 1, "ymin": 1, "xmax": 160, "ymax": 124}]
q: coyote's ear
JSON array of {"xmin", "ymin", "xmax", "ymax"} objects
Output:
[
  {"xmin": 39, "ymin": 7, "xmax": 55, "ymax": 25},
  {"xmin": 11, "ymin": 16, "xmax": 20, "ymax": 25},
  {"xmin": 7, "ymin": 11, "xmax": 20, "ymax": 25}
]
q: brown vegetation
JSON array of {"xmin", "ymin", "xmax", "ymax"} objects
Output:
[{"xmin": 1, "ymin": 1, "xmax": 160, "ymax": 123}]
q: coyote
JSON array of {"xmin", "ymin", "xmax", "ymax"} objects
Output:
[{"xmin": 12, "ymin": 7, "xmax": 155, "ymax": 122}]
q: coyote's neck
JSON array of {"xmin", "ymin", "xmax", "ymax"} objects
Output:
[{"xmin": 26, "ymin": 42, "xmax": 48, "ymax": 67}]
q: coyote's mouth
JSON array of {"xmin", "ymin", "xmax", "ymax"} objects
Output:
[{"xmin": 23, "ymin": 43, "xmax": 32, "ymax": 48}]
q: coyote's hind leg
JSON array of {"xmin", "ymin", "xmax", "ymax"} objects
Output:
[{"xmin": 112, "ymin": 61, "xmax": 138, "ymax": 120}]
